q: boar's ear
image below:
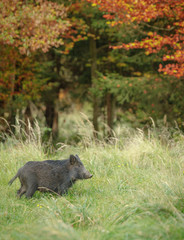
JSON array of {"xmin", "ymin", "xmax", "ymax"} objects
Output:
[
  {"xmin": 70, "ymin": 155, "xmax": 77, "ymax": 165},
  {"xmin": 75, "ymin": 154, "xmax": 80, "ymax": 160}
]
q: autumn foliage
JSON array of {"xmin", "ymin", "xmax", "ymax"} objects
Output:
[
  {"xmin": 0, "ymin": 0, "xmax": 69, "ymax": 54},
  {"xmin": 0, "ymin": 0, "xmax": 70, "ymax": 110},
  {"xmin": 87, "ymin": 0, "xmax": 184, "ymax": 78}
]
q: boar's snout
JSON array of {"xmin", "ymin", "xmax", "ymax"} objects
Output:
[
  {"xmin": 83, "ymin": 171, "xmax": 93, "ymax": 179},
  {"xmin": 87, "ymin": 173, "xmax": 93, "ymax": 179}
]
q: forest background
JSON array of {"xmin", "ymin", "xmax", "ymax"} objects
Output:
[
  {"xmin": 0, "ymin": 0, "xmax": 184, "ymax": 142},
  {"xmin": 1, "ymin": 1, "xmax": 184, "ymax": 239}
]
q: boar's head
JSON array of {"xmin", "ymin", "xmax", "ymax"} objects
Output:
[{"xmin": 69, "ymin": 155, "xmax": 93, "ymax": 180}]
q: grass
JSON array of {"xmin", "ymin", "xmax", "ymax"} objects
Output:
[{"xmin": 1, "ymin": 117, "xmax": 184, "ymax": 239}]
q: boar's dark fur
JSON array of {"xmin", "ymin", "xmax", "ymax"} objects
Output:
[{"xmin": 9, "ymin": 155, "xmax": 92, "ymax": 198}]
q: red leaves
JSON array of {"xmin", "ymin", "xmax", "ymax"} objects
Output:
[
  {"xmin": 0, "ymin": 46, "xmax": 36, "ymax": 102},
  {"xmin": 87, "ymin": 0, "xmax": 184, "ymax": 78},
  {"xmin": 159, "ymin": 63, "xmax": 184, "ymax": 79}
]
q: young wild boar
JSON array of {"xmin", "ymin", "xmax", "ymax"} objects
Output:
[{"xmin": 9, "ymin": 155, "xmax": 93, "ymax": 198}]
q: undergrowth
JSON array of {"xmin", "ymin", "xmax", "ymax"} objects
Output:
[{"xmin": 1, "ymin": 115, "xmax": 184, "ymax": 239}]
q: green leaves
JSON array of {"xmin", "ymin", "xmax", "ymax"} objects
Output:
[{"xmin": 90, "ymin": 72, "xmax": 145, "ymax": 104}]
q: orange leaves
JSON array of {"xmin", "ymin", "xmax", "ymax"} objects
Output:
[
  {"xmin": 0, "ymin": 0, "xmax": 69, "ymax": 54},
  {"xmin": 87, "ymin": 0, "xmax": 167, "ymax": 23},
  {"xmin": 123, "ymin": 33, "xmax": 184, "ymax": 78},
  {"xmin": 147, "ymin": 32, "xmax": 154, "ymax": 37},
  {"xmin": 0, "ymin": 46, "xmax": 38, "ymax": 102},
  {"xmin": 86, "ymin": 0, "xmax": 184, "ymax": 78},
  {"xmin": 159, "ymin": 63, "xmax": 184, "ymax": 78}
]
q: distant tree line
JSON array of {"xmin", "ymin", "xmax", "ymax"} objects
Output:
[{"xmin": 0, "ymin": 0, "xmax": 183, "ymax": 138}]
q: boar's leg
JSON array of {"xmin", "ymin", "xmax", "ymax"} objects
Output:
[
  {"xmin": 25, "ymin": 175, "xmax": 38, "ymax": 198},
  {"xmin": 58, "ymin": 181, "xmax": 73, "ymax": 195},
  {"xmin": 25, "ymin": 182, "xmax": 38, "ymax": 198},
  {"xmin": 17, "ymin": 180, "xmax": 24, "ymax": 195},
  {"xmin": 17, "ymin": 187, "xmax": 22, "ymax": 195},
  {"xmin": 17, "ymin": 178, "xmax": 27, "ymax": 198},
  {"xmin": 17, "ymin": 185, "xmax": 27, "ymax": 198}
]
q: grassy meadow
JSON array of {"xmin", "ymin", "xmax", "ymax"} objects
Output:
[{"xmin": 1, "ymin": 115, "xmax": 184, "ymax": 239}]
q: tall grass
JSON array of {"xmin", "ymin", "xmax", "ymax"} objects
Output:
[{"xmin": 1, "ymin": 114, "xmax": 184, "ymax": 239}]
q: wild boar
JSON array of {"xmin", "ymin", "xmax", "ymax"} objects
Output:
[{"xmin": 9, "ymin": 154, "xmax": 92, "ymax": 198}]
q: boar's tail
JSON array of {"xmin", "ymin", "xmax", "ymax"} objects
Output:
[{"xmin": 8, "ymin": 172, "xmax": 19, "ymax": 185}]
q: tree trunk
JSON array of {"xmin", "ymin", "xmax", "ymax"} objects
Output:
[
  {"xmin": 9, "ymin": 107, "xmax": 16, "ymax": 128},
  {"xmin": 25, "ymin": 102, "xmax": 34, "ymax": 134},
  {"xmin": 52, "ymin": 108, "xmax": 59, "ymax": 139},
  {"xmin": 9, "ymin": 56, "xmax": 16, "ymax": 130},
  {"xmin": 45, "ymin": 102, "xmax": 55, "ymax": 129},
  {"xmin": 45, "ymin": 100, "xmax": 58, "ymax": 139},
  {"xmin": 90, "ymin": 33, "xmax": 99, "ymax": 135},
  {"xmin": 106, "ymin": 93, "xmax": 115, "ymax": 137}
]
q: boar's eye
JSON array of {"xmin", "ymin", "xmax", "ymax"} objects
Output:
[{"xmin": 77, "ymin": 162, "xmax": 82, "ymax": 167}]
